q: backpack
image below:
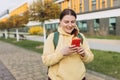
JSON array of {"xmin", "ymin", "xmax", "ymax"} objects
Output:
[{"xmin": 53, "ymin": 32, "xmax": 83, "ymax": 49}]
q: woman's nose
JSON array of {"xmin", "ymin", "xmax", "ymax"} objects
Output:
[{"xmin": 68, "ymin": 22, "xmax": 72, "ymax": 27}]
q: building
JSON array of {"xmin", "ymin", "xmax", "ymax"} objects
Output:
[
  {"xmin": 9, "ymin": 2, "xmax": 28, "ymax": 16},
  {"xmin": 1, "ymin": 0, "xmax": 120, "ymax": 36},
  {"xmin": 0, "ymin": 2, "xmax": 28, "ymax": 22},
  {"xmin": 45, "ymin": 0, "xmax": 120, "ymax": 36}
]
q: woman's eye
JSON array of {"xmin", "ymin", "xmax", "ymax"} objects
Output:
[
  {"xmin": 64, "ymin": 21, "xmax": 69, "ymax": 24},
  {"xmin": 64, "ymin": 20, "xmax": 76, "ymax": 24},
  {"xmin": 71, "ymin": 21, "xmax": 76, "ymax": 23}
]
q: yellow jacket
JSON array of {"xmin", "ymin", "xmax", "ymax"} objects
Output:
[{"xmin": 42, "ymin": 27, "xmax": 94, "ymax": 80}]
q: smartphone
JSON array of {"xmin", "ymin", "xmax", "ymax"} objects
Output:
[{"xmin": 71, "ymin": 38, "xmax": 81, "ymax": 47}]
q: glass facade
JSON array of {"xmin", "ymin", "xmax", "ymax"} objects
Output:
[
  {"xmin": 45, "ymin": 23, "xmax": 59, "ymax": 32},
  {"xmin": 92, "ymin": 0, "xmax": 96, "ymax": 5},
  {"xmin": 109, "ymin": 17, "xmax": 116, "ymax": 35},
  {"xmin": 94, "ymin": 19, "xmax": 100, "ymax": 31},
  {"xmin": 77, "ymin": 21, "xmax": 88, "ymax": 32},
  {"xmin": 46, "ymin": 0, "xmax": 120, "ymax": 35}
]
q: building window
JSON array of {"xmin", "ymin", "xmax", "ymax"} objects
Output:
[
  {"xmin": 45, "ymin": 24, "xmax": 52, "ymax": 35},
  {"xmin": 52, "ymin": 24, "xmax": 55, "ymax": 30},
  {"xmin": 94, "ymin": 19, "xmax": 100, "ymax": 31},
  {"xmin": 102, "ymin": 0, "xmax": 105, "ymax": 3},
  {"xmin": 102, "ymin": 0, "xmax": 106, "ymax": 8},
  {"xmin": 92, "ymin": 0, "xmax": 96, "ymax": 5},
  {"xmin": 55, "ymin": 23, "xmax": 59, "ymax": 29},
  {"xmin": 77, "ymin": 21, "xmax": 88, "ymax": 32},
  {"xmin": 77, "ymin": 21, "xmax": 82, "ymax": 29},
  {"xmin": 92, "ymin": 0, "xmax": 96, "ymax": 10},
  {"xmin": 45, "ymin": 24, "xmax": 51, "ymax": 30},
  {"xmin": 109, "ymin": 17, "xmax": 116, "ymax": 35},
  {"xmin": 80, "ymin": 3, "xmax": 82, "ymax": 12}
]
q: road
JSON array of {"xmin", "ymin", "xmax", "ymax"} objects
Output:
[{"xmin": 26, "ymin": 35, "xmax": 120, "ymax": 53}]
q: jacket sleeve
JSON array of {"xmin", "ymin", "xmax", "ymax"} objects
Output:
[
  {"xmin": 80, "ymin": 33, "xmax": 94, "ymax": 63},
  {"xmin": 42, "ymin": 33, "xmax": 64, "ymax": 66}
]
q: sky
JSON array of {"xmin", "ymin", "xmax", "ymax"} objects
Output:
[{"xmin": 0, "ymin": 0, "xmax": 28, "ymax": 13}]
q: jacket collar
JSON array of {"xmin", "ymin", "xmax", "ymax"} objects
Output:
[
  {"xmin": 57, "ymin": 25, "xmax": 79, "ymax": 37},
  {"xmin": 58, "ymin": 26, "xmax": 72, "ymax": 36}
]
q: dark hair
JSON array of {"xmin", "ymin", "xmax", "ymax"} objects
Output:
[{"xmin": 60, "ymin": 9, "xmax": 77, "ymax": 21}]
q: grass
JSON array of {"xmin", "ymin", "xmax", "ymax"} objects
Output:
[
  {"xmin": 86, "ymin": 35, "xmax": 120, "ymax": 40},
  {"xmin": 85, "ymin": 49, "xmax": 120, "ymax": 79},
  {"xmin": 0, "ymin": 38, "xmax": 43, "ymax": 53},
  {"xmin": 0, "ymin": 38, "xmax": 120, "ymax": 79}
]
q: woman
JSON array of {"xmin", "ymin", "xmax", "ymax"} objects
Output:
[{"xmin": 42, "ymin": 9, "xmax": 94, "ymax": 80}]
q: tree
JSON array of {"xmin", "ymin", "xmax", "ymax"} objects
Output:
[
  {"xmin": 8, "ymin": 11, "xmax": 29, "ymax": 28},
  {"xmin": 0, "ymin": 21, "xmax": 6, "ymax": 30},
  {"xmin": 9, "ymin": 11, "xmax": 29, "ymax": 41},
  {"xmin": 5, "ymin": 11, "xmax": 29, "ymax": 41},
  {"xmin": 0, "ymin": 11, "xmax": 29, "ymax": 40},
  {"xmin": 29, "ymin": 0, "xmax": 61, "ymax": 41},
  {"xmin": 0, "ymin": 21, "xmax": 10, "ymax": 39}
]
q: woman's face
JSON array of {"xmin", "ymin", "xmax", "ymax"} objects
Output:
[{"xmin": 60, "ymin": 15, "xmax": 76, "ymax": 34}]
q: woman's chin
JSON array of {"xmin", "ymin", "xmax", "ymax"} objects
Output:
[{"xmin": 66, "ymin": 31, "xmax": 72, "ymax": 34}]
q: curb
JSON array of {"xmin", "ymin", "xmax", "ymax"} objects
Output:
[{"xmin": 87, "ymin": 69, "xmax": 118, "ymax": 80}]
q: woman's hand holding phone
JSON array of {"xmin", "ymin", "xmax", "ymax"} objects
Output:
[
  {"xmin": 71, "ymin": 37, "xmax": 85, "ymax": 57},
  {"xmin": 71, "ymin": 37, "xmax": 81, "ymax": 47},
  {"xmin": 61, "ymin": 37, "xmax": 85, "ymax": 56},
  {"xmin": 77, "ymin": 47, "xmax": 85, "ymax": 57}
]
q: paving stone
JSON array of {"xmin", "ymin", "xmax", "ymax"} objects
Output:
[
  {"xmin": 0, "ymin": 40, "xmax": 118, "ymax": 80},
  {"xmin": 0, "ymin": 61, "xmax": 15, "ymax": 80}
]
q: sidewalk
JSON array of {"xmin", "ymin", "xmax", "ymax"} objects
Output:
[
  {"xmin": 26, "ymin": 36, "xmax": 120, "ymax": 52},
  {"xmin": 87, "ymin": 39, "xmax": 120, "ymax": 52},
  {"xmin": 0, "ymin": 41, "xmax": 47, "ymax": 80},
  {"xmin": 0, "ymin": 40, "xmax": 118, "ymax": 80}
]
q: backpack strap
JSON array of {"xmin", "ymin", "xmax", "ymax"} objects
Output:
[
  {"xmin": 53, "ymin": 32, "xmax": 59, "ymax": 49},
  {"xmin": 47, "ymin": 32, "xmax": 59, "ymax": 75},
  {"xmin": 78, "ymin": 33, "xmax": 83, "ymax": 44},
  {"xmin": 53, "ymin": 32, "xmax": 83, "ymax": 50}
]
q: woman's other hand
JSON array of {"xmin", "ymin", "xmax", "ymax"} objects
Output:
[{"xmin": 77, "ymin": 47, "xmax": 85, "ymax": 57}]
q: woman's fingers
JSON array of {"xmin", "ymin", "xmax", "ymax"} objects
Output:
[
  {"xmin": 78, "ymin": 48, "xmax": 84, "ymax": 53},
  {"xmin": 77, "ymin": 47, "xmax": 85, "ymax": 57},
  {"xmin": 69, "ymin": 46, "xmax": 78, "ymax": 53}
]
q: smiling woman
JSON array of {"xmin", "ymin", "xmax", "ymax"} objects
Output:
[
  {"xmin": 42, "ymin": 8, "xmax": 94, "ymax": 80},
  {"xmin": 59, "ymin": 15, "xmax": 76, "ymax": 34}
]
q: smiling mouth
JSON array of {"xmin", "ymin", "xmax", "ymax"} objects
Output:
[
  {"xmin": 67, "ymin": 26, "xmax": 73, "ymax": 29},
  {"xmin": 67, "ymin": 27, "xmax": 74, "ymax": 30}
]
